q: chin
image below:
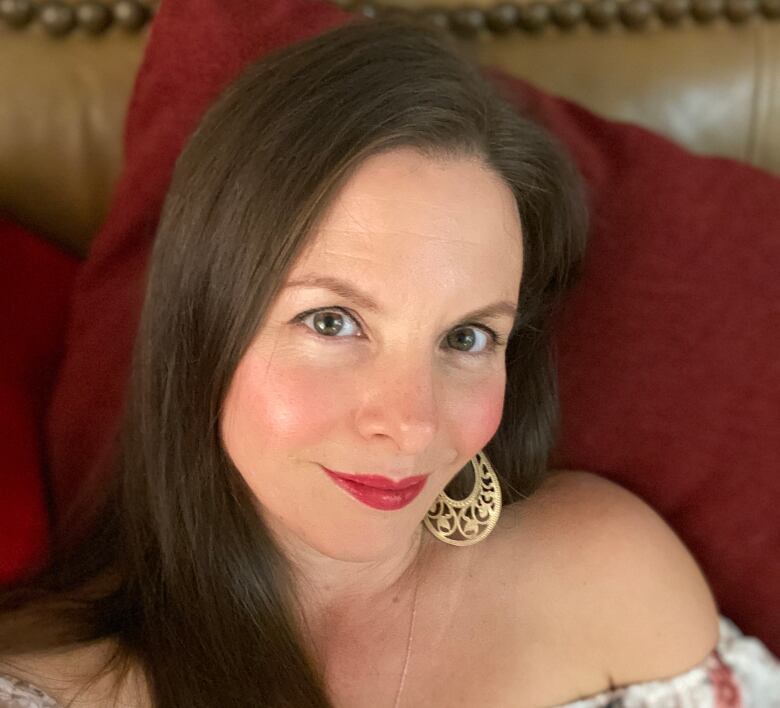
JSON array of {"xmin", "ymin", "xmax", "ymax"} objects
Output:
[{"xmin": 307, "ymin": 523, "xmax": 421, "ymax": 564}]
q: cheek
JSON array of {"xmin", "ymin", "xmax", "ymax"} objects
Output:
[
  {"xmin": 222, "ymin": 350, "xmax": 362, "ymax": 468},
  {"xmin": 221, "ymin": 352, "xmax": 349, "ymax": 460},
  {"xmin": 446, "ymin": 375, "xmax": 506, "ymax": 458}
]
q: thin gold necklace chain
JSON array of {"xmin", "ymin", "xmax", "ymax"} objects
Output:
[{"xmin": 392, "ymin": 571, "xmax": 420, "ymax": 708}]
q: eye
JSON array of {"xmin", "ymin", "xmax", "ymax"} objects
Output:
[
  {"xmin": 295, "ymin": 307, "xmax": 362, "ymax": 338},
  {"xmin": 292, "ymin": 307, "xmax": 505, "ymax": 357},
  {"xmin": 445, "ymin": 326, "xmax": 502, "ymax": 357}
]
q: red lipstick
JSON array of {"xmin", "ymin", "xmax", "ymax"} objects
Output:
[{"xmin": 322, "ymin": 467, "xmax": 427, "ymax": 511}]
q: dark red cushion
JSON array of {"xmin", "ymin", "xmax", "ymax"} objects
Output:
[
  {"xmin": 523, "ymin": 83, "xmax": 780, "ymax": 655},
  {"xmin": 44, "ymin": 0, "xmax": 351, "ymax": 529},
  {"xmin": 0, "ymin": 219, "xmax": 79, "ymax": 585},
  {"xmin": 44, "ymin": 0, "xmax": 780, "ymax": 653}
]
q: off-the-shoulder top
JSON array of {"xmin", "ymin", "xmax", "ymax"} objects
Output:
[{"xmin": 1, "ymin": 615, "xmax": 778, "ymax": 707}]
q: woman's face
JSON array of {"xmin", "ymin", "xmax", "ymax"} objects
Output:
[{"xmin": 220, "ymin": 147, "xmax": 523, "ymax": 564}]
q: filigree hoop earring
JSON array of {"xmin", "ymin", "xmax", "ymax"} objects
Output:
[{"xmin": 423, "ymin": 450, "xmax": 502, "ymax": 546}]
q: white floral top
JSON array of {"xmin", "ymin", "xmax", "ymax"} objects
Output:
[
  {"xmin": 1, "ymin": 615, "xmax": 778, "ymax": 707},
  {"xmin": 0, "ymin": 676, "xmax": 58, "ymax": 708},
  {"xmin": 555, "ymin": 616, "xmax": 780, "ymax": 707}
]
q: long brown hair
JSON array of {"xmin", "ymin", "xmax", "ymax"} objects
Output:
[{"xmin": 1, "ymin": 16, "xmax": 587, "ymax": 707}]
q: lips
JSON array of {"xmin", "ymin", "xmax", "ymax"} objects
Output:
[
  {"xmin": 322, "ymin": 466, "xmax": 428, "ymax": 511},
  {"xmin": 321, "ymin": 467, "xmax": 427, "ymax": 490}
]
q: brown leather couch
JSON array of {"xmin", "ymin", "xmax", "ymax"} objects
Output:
[{"xmin": 1, "ymin": 0, "xmax": 779, "ymax": 258}]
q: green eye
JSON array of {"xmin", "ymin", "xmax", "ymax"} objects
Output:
[
  {"xmin": 298, "ymin": 308, "xmax": 361, "ymax": 338},
  {"xmin": 447, "ymin": 327, "xmax": 488, "ymax": 353}
]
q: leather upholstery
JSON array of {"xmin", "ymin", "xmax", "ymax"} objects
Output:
[
  {"xmin": 1, "ymin": 1, "xmax": 779, "ymax": 256},
  {"xmin": 0, "ymin": 27, "xmax": 143, "ymax": 256}
]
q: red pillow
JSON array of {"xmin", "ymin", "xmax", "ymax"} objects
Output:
[
  {"xmin": 44, "ymin": 0, "xmax": 780, "ymax": 653},
  {"xmin": 526, "ymin": 84, "xmax": 780, "ymax": 654},
  {"xmin": 0, "ymin": 219, "xmax": 79, "ymax": 585}
]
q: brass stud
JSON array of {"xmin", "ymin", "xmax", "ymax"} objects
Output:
[
  {"xmin": 657, "ymin": 0, "xmax": 690, "ymax": 22},
  {"xmin": 725, "ymin": 0, "xmax": 758, "ymax": 19},
  {"xmin": 585, "ymin": 0, "xmax": 619, "ymax": 27},
  {"xmin": 113, "ymin": 0, "xmax": 148, "ymax": 30},
  {"xmin": 620, "ymin": 0, "xmax": 655, "ymax": 27},
  {"xmin": 691, "ymin": 0, "xmax": 725, "ymax": 21},
  {"xmin": 0, "ymin": 0, "xmax": 35, "ymax": 27},
  {"xmin": 40, "ymin": 0, "xmax": 75, "ymax": 35},
  {"xmin": 450, "ymin": 7, "xmax": 486, "ymax": 36},
  {"xmin": 552, "ymin": 0, "xmax": 585, "ymax": 28},
  {"xmin": 485, "ymin": 2, "xmax": 519, "ymax": 32},
  {"xmin": 417, "ymin": 8, "xmax": 450, "ymax": 30},
  {"xmin": 76, "ymin": 0, "xmax": 112, "ymax": 33},
  {"xmin": 351, "ymin": 2, "xmax": 377, "ymax": 18},
  {"xmin": 517, "ymin": 1, "xmax": 551, "ymax": 31}
]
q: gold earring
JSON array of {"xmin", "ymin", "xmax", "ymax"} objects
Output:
[{"xmin": 423, "ymin": 450, "xmax": 502, "ymax": 546}]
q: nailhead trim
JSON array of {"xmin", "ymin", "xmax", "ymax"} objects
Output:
[
  {"xmin": 1, "ymin": 0, "xmax": 778, "ymax": 38},
  {"xmin": 0, "ymin": 0, "xmax": 156, "ymax": 35},
  {"xmin": 331, "ymin": 0, "xmax": 780, "ymax": 35}
]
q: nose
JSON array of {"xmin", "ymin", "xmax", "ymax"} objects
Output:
[{"xmin": 354, "ymin": 359, "xmax": 438, "ymax": 456}]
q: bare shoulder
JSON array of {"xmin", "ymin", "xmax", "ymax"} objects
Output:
[{"xmin": 497, "ymin": 469, "xmax": 721, "ymax": 686}]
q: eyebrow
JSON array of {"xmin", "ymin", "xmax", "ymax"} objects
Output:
[{"xmin": 283, "ymin": 274, "xmax": 520, "ymax": 329}]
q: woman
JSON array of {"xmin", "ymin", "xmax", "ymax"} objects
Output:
[{"xmin": 0, "ymin": 17, "xmax": 776, "ymax": 708}]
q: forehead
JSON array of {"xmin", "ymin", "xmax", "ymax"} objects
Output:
[{"xmin": 293, "ymin": 148, "xmax": 523, "ymax": 285}]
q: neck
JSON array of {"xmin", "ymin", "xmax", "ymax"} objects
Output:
[{"xmin": 290, "ymin": 526, "xmax": 433, "ymax": 660}]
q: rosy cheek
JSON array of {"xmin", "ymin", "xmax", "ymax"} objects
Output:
[
  {"xmin": 449, "ymin": 376, "xmax": 506, "ymax": 455},
  {"xmin": 222, "ymin": 352, "xmax": 347, "ymax": 457}
]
